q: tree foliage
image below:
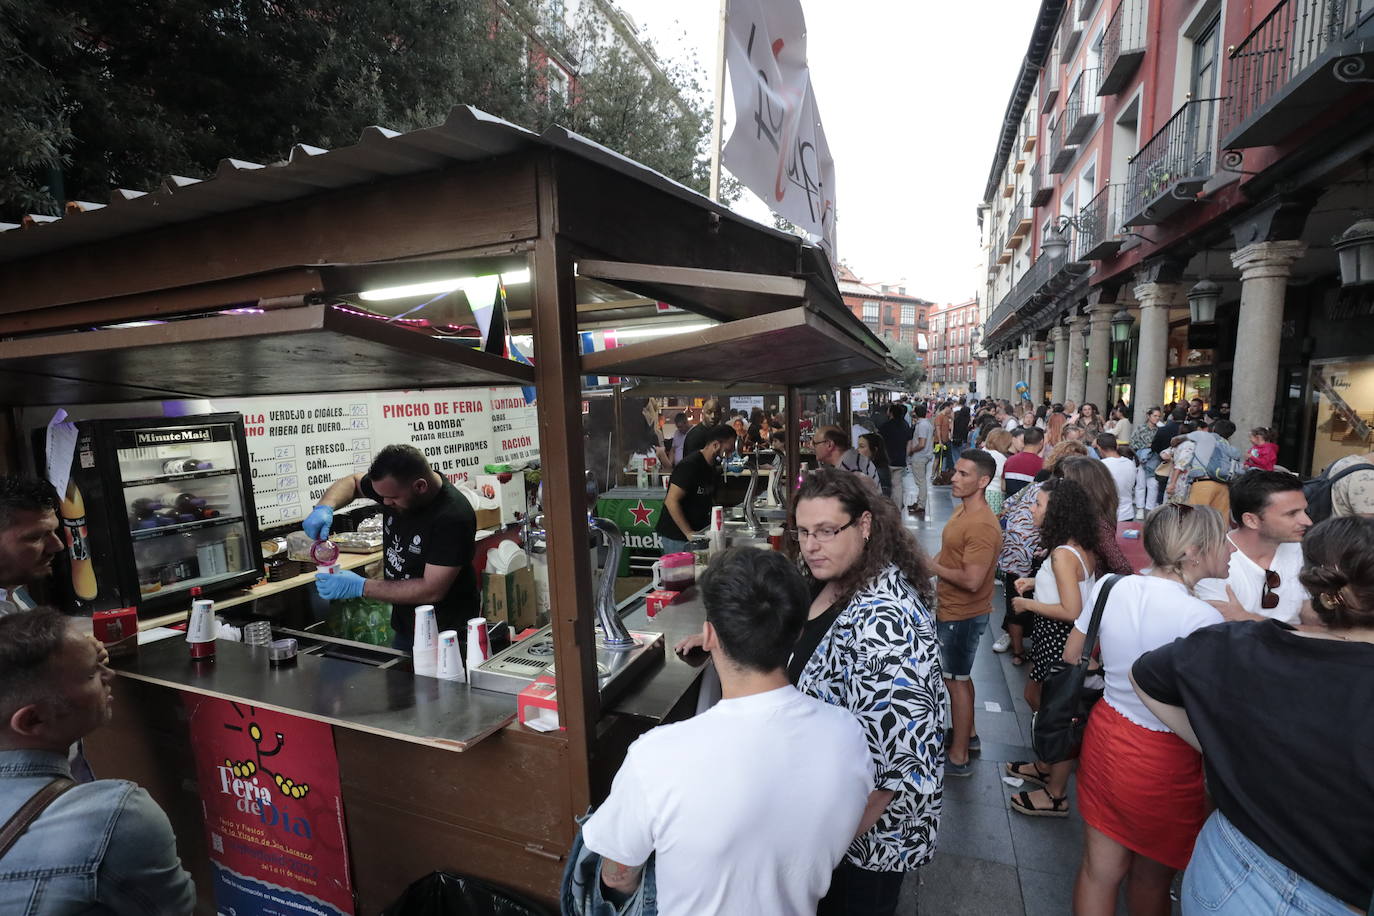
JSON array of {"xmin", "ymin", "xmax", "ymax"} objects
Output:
[
  {"xmin": 0, "ymin": 0, "xmax": 715, "ymax": 220},
  {"xmin": 886, "ymin": 339, "xmax": 927, "ymax": 389}
]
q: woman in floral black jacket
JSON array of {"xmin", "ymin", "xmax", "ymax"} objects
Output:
[{"xmin": 790, "ymin": 468, "xmax": 946, "ymax": 916}]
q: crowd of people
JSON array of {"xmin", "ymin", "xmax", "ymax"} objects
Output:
[{"xmin": 586, "ymin": 393, "xmax": 1374, "ymax": 916}]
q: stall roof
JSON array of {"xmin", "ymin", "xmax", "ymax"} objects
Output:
[
  {"xmin": 0, "ymin": 106, "xmax": 803, "ymax": 265},
  {"xmin": 0, "ymin": 304, "xmax": 533, "ymax": 406}
]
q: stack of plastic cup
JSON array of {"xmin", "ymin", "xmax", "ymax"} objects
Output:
[
  {"xmin": 466, "ymin": 618, "xmax": 490, "ymax": 676},
  {"xmin": 436, "ymin": 630, "xmax": 465, "ymax": 682},
  {"xmin": 413, "ymin": 605, "xmax": 439, "ymax": 677},
  {"xmin": 243, "ymin": 620, "xmax": 272, "ymax": 647}
]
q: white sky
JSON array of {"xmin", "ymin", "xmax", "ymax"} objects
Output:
[{"xmin": 612, "ymin": 0, "xmax": 1041, "ymax": 305}]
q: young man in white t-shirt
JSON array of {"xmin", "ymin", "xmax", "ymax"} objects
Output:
[
  {"xmin": 1195, "ymin": 471, "xmax": 1312, "ymax": 625},
  {"xmin": 583, "ymin": 549, "xmax": 872, "ymax": 916},
  {"xmin": 1095, "ymin": 435, "xmax": 1138, "ymax": 522}
]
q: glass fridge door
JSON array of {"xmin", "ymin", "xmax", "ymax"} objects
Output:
[{"xmin": 114, "ymin": 422, "xmax": 255, "ymax": 600}]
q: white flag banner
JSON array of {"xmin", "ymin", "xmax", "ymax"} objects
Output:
[{"xmin": 722, "ymin": 0, "xmax": 837, "ymax": 257}]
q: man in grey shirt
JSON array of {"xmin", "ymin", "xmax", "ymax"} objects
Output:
[
  {"xmin": 0, "ymin": 477, "xmax": 65, "ymax": 615},
  {"xmin": 0, "ymin": 608, "xmax": 196, "ymax": 914},
  {"xmin": 907, "ymin": 404, "xmax": 935, "ymax": 517}
]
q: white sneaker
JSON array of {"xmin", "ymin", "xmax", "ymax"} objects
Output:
[{"xmin": 993, "ymin": 632, "xmax": 1011, "ymax": 653}]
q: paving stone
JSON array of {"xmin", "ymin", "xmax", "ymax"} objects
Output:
[{"xmin": 910, "ymin": 852, "xmax": 1025, "ymax": 915}]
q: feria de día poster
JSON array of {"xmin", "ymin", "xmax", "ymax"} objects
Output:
[
  {"xmin": 722, "ymin": 0, "xmax": 837, "ymax": 258},
  {"xmin": 184, "ymin": 696, "xmax": 356, "ymax": 915}
]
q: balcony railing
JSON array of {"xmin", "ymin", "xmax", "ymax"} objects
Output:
[
  {"xmin": 1008, "ymin": 193, "xmax": 1031, "ymax": 246},
  {"xmin": 1048, "ymin": 115, "xmax": 1077, "ymax": 173},
  {"xmin": 1100, "ymin": 0, "xmax": 1148, "ymax": 95},
  {"xmin": 1076, "ymin": 183, "xmax": 1126, "ymax": 260},
  {"xmin": 1220, "ymin": 0, "xmax": 1373, "ymax": 148},
  {"xmin": 1041, "ymin": 55, "xmax": 1062, "ymax": 108},
  {"xmin": 1030, "ymin": 159, "xmax": 1053, "ymax": 207},
  {"xmin": 1124, "ymin": 98, "xmax": 1221, "ymax": 226},
  {"xmin": 1078, "ymin": 0, "xmax": 1099, "ymax": 21},
  {"xmin": 1061, "ymin": 3, "xmax": 1085, "ymax": 57},
  {"xmin": 1064, "ymin": 68, "xmax": 1102, "ymax": 142}
]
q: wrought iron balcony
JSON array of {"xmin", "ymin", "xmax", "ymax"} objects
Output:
[
  {"xmin": 1008, "ymin": 193, "xmax": 1032, "ymax": 247},
  {"xmin": 1030, "ymin": 160, "xmax": 1053, "ymax": 207},
  {"xmin": 1075, "ymin": 183, "xmax": 1126, "ymax": 260},
  {"xmin": 1061, "ymin": 3, "xmax": 1085, "ymax": 57},
  {"xmin": 1219, "ymin": 0, "xmax": 1373, "ymax": 149},
  {"xmin": 1078, "ymin": 0, "xmax": 1099, "ymax": 21},
  {"xmin": 1123, "ymin": 98, "xmax": 1221, "ymax": 227},
  {"xmin": 1042, "ymin": 56, "xmax": 1062, "ymax": 109},
  {"xmin": 1048, "ymin": 115, "xmax": 1077, "ymax": 174},
  {"xmin": 1065, "ymin": 68, "xmax": 1102, "ymax": 143},
  {"xmin": 1100, "ymin": 0, "xmax": 1147, "ymax": 95}
]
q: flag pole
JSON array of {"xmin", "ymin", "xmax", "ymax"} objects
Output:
[{"xmin": 708, "ymin": 0, "xmax": 728, "ymax": 202}]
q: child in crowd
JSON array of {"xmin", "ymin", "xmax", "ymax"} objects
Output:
[{"xmin": 1246, "ymin": 427, "xmax": 1278, "ymax": 471}]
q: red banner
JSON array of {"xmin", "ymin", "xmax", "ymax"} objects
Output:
[{"xmin": 184, "ymin": 696, "xmax": 355, "ymax": 915}]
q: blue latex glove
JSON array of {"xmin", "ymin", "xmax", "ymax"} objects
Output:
[
  {"xmin": 303, "ymin": 505, "xmax": 334, "ymax": 540},
  {"xmin": 315, "ymin": 570, "xmax": 365, "ymax": 601}
]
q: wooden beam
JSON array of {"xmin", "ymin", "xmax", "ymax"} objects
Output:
[{"xmin": 579, "ymin": 260, "xmax": 807, "ymax": 299}]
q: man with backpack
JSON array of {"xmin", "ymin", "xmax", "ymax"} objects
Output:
[
  {"xmin": 1322, "ymin": 449, "xmax": 1374, "ymax": 519},
  {"xmin": 1181, "ymin": 419, "xmax": 1243, "ymax": 520}
]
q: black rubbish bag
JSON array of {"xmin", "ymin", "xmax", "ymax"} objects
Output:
[{"xmin": 381, "ymin": 870, "xmax": 552, "ymax": 916}]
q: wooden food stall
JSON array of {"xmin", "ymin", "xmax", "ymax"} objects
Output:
[{"xmin": 0, "ymin": 107, "xmax": 897, "ymax": 913}]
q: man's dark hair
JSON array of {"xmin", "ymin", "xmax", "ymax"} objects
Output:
[
  {"xmin": 0, "ymin": 607, "xmax": 70, "ymax": 722},
  {"xmin": 960, "ymin": 448, "xmax": 997, "ymax": 484},
  {"xmin": 1230, "ymin": 470, "xmax": 1304, "ymax": 525},
  {"xmin": 768, "ymin": 430, "xmax": 786, "ymax": 446},
  {"xmin": 1022, "ymin": 427, "xmax": 1045, "ymax": 447},
  {"xmin": 821, "ymin": 427, "xmax": 850, "ymax": 450},
  {"xmin": 0, "ymin": 476, "xmax": 57, "ymax": 532},
  {"xmin": 1171, "ymin": 405, "xmax": 1188, "ymax": 421},
  {"xmin": 914, "ymin": 404, "xmax": 928, "ymax": 418},
  {"xmin": 887, "ymin": 403, "xmax": 907, "ymax": 420},
  {"xmin": 367, "ymin": 444, "xmax": 431, "ymax": 483},
  {"xmin": 1011, "ymin": 426, "xmax": 1026, "ymax": 440},
  {"xmin": 700, "ymin": 548, "xmax": 809, "ymax": 672},
  {"xmin": 1052, "ymin": 403, "xmax": 1064, "ymax": 414},
  {"xmin": 673, "ymin": 412, "xmax": 688, "ymax": 424},
  {"xmin": 1212, "ymin": 419, "xmax": 1236, "ymax": 440},
  {"xmin": 1095, "ymin": 433, "xmax": 1119, "ymax": 454},
  {"xmin": 707, "ymin": 424, "xmax": 737, "ymax": 445}
]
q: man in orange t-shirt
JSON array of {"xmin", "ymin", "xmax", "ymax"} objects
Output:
[{"xmin": 928, "ymin": 450, "xmax": 1002, "ymax": 777}]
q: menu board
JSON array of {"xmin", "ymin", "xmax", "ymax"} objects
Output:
[{"xmin": 212, "ymin": 388, "xmax": 537, "ymax": 527}]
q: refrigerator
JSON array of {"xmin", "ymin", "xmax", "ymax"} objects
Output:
[{"xmin": 40, "ymin": 412, "xmax": 264, "ymax": 618}]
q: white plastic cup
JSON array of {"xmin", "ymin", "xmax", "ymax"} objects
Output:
[
  {"xmin": 436, "ymin": 629, "xmax": 465, "ymax": 682},
  {"xmin": 413, "ymin": 605, "xmax": 439, "ymax": 677},
  {"xmin": 466, "ymin": 618, "xmax": 490, "ymax": 674}
]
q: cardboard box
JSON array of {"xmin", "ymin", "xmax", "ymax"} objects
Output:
[
  {"xmin": 481, "ymin": 566, "xmax": 535, "ymax": 630},
  {"xmin": 474, "ymin": 473, "xmax": 526, "ymax": 525},
  {"xmin": 474, "ymin": 507, "xmax": 502, "ymax": 530}
]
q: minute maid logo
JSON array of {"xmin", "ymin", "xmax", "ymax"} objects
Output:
[{"xmin": 216, "ymin": 703, "xmax": 313, "ymax": 839}]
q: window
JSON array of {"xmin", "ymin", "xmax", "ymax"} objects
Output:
[
  {"xmin": 901, "ymin": 304, "xmax": 916, "ymax": 324},
  {"xmin": 863, "ymin": 301, "xmax": 880, "ymax": 319}
]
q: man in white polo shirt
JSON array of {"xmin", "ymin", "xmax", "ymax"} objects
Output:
[
  {"xmin": 1196, "ymin": 471, "xmax": 1312, "ymax": 624},
  {"xmin": 583, "ymin": 548, "xmax": 872, "ymax": 915}
]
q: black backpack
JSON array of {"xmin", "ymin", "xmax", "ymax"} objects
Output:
[{"xmin": 1302, "ymin": 460, "xmax": 1374, "ymax": 524}]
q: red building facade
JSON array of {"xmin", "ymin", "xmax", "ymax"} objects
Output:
[{"xmin": 927, "ymin": 299, "xmax": 981, "ymax": 394}]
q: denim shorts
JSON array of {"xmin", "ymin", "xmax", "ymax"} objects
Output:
[
  {"xmin": 1182, "ymin": 810, "xmax": 1357, "ymax": 915},
  {"xmin": 936, "ymin": 614, "xmax": 989, "ymax": 680}
]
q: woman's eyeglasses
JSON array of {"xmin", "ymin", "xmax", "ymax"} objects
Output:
[{"xmin": 788, "ymin": 519, "xmax": 856, "ymax": 544}]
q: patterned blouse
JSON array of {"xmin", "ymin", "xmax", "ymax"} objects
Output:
[
  {"xmin": 797, "ymin": 564, "xmax": 945, "ymax": 873},
  {"xmin": 998, "ymin": 481, "xmax": 1043, "ymax": 577}
]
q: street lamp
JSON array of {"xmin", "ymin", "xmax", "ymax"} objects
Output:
[
  {"xmin": 1335, "ymin": 216, "xmax": 1374, "ymax": 287},
  {"xmin": 1041, "ymin": 228, "xmax": 1070, "ymax": 264},
  {"xmin": 1110, "ymin": 308, "xmax": 1134, "ymax": 342},
  {"xmin": 1188, "ymin": 278, "xmax": 1222, "ymax": 323}
]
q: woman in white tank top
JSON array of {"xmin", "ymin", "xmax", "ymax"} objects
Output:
[{"xmin": 1005, "ymin": 478, "xmax": 1101, "ymax": 818}]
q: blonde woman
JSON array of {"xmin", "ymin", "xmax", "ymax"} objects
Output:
[{"xmin": 983, "ymin": 428, "xmax": 1013, "ymax": 514}]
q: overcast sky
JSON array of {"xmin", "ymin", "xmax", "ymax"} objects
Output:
[{"xmin": 613, "ymin": 0, "xmax": 1041, "ymax": 305}]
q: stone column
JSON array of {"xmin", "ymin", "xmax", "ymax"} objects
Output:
[
  {"xmin": 1050, "ymin": 325, "xmax": 1070, "ymax": 403},
  {"xmin": 1085, "ymin": 305, "xmax": 1114, "ymax": 411},
  {"xmin": 1066, "ymin": 316, "xmax": 1089, "ymax": 406},
  {"xmin": 990, "ymin": 352, "xmax": 1001, "ymax": 400},
  {"xmin": 1229, "ymin": 240, "xmax": 1307, "ymax": 445},
  {"xmin": 1029, "ymin": 338, "xmax": 1048, "ymax": 404},
  {"xmin": 1132, "ymin": 281, "xmax": 1187, "ymax": 415}
]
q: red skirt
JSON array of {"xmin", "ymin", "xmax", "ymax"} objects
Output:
[{"xmin": 1076, "ymin": 699, "xmax": 1208, "ymax": 870}]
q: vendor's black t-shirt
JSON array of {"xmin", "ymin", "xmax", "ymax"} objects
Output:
[
  {"xmin": 1132, "ymin": 620, "xmax": 1374, "ymax": 909},
  {"xmin": 878, "ymin": 418, "xmax": 913, "ymax": 468},
  {"xmin": 655, "ymin": 451, "xmax": 717, "ymax": 541},
  {"xmin": 787, "ymin": 599, "xmax": 843, "ymax": 684},
  {"xmin": 682, "ymin": 423, "xmax": 711, "ymax": 456},
  {"xmin": 360, "ymin": 477, "xmax": 478, "ymax": 641}
]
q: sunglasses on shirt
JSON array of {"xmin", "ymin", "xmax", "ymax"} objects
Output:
[{"xmin": 1262, "ymin": 569, "xmax": 1281, "ymax": 610}]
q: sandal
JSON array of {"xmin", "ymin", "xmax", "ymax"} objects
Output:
[
  {"xmin": 1004, "ymin": 761, "xmax": 1050, "ymax": 788},
  {"xmin": 1010, "ymin": 652, "xmax": 1026, "ymax": 666},
  {"xmin": 1010, "ymin": 789, "xmax": 1070, "ymax": 818}
]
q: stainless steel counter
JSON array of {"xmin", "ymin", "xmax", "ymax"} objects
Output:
[
  {"xmin": 608, "ymin": 587, "xmax": 710, "ymax": 722},
  {"xmin": 114, "ymin": 636, "xmax": 516, "ymax": 752}
]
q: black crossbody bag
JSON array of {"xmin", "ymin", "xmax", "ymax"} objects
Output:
[{"xmin": 1032, "ymin": 574, "xmax": 1123, "ymax": 764}]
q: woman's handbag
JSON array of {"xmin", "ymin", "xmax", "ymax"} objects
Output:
[{"xmin": 1031, "ymin": 574, "xmax": 1123, "ymax": 764}]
